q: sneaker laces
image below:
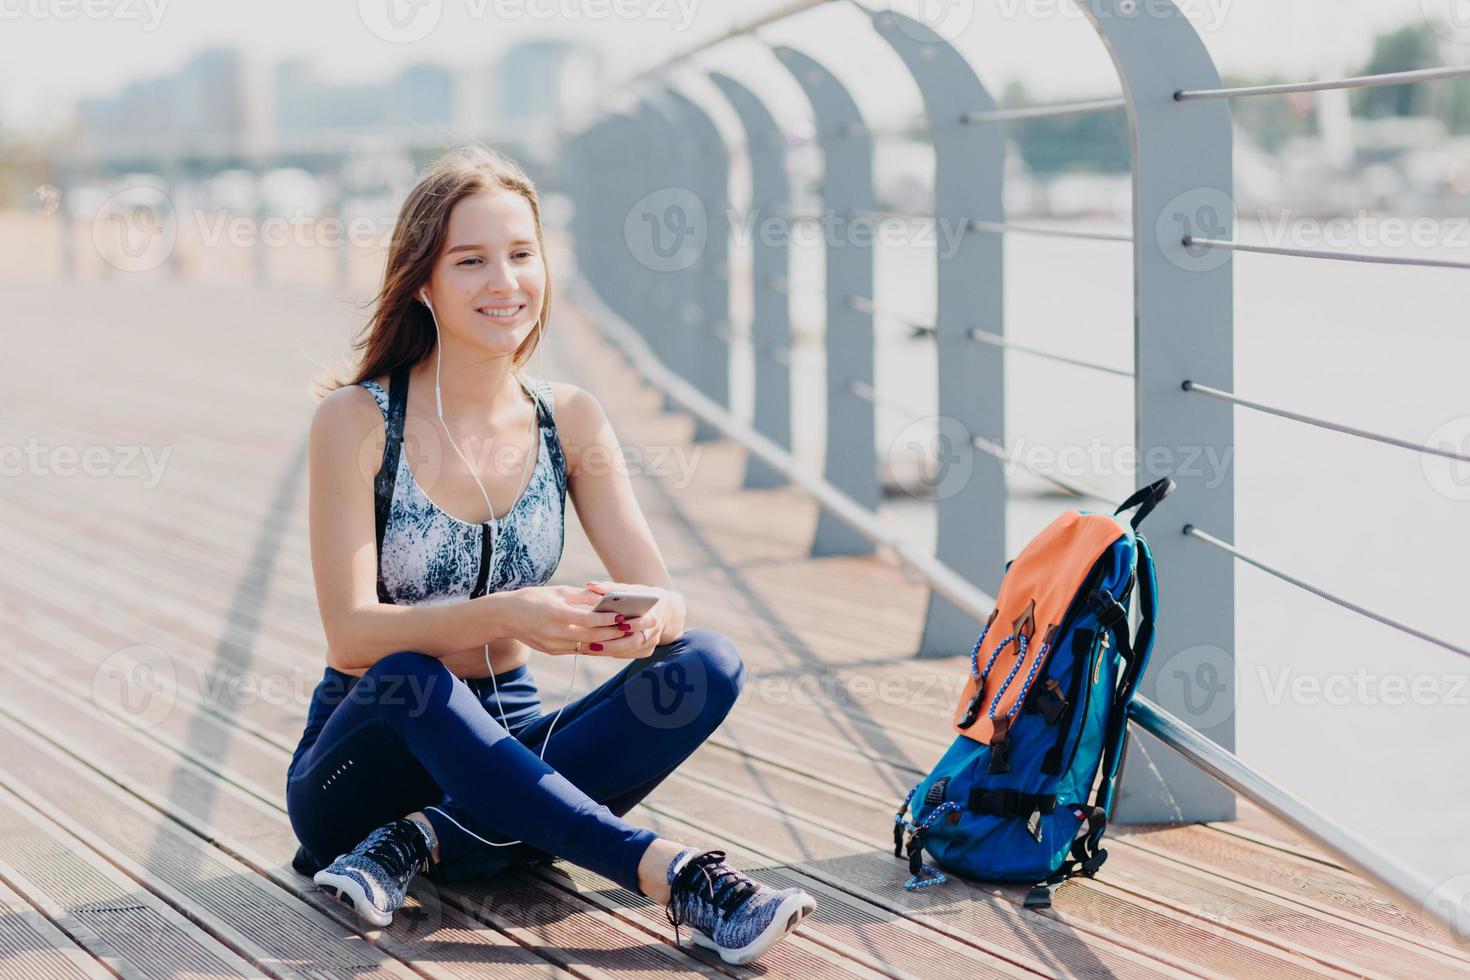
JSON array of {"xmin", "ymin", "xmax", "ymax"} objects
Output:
[
  {"xmin": 360, "ymin": 819, "xmax": 428, "ymax": 881},
  {"xmin": 664, "ymin": 849, "xmax": 759, "ymax": 945}
]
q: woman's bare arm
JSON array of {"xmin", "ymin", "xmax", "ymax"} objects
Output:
[
  {"xmin": 307, "ymin": 384, "xmax": 521, "ymax": 671},
  {"xmin": 554, "ymin": 382, "xmax": 688, "ymax": 643}
]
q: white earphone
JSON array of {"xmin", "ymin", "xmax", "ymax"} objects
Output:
[{"xmin": 417, "ymin": 287, "xmax": 583, "ymax": 851}]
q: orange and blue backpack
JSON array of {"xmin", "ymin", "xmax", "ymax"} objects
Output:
[{"xmin": 893, "ymin": 478, "xmax": 1171, "ymax": 908}]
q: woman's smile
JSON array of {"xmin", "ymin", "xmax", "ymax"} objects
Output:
[{"xmin": 475, "ymin": 303, "xmax": 527, "ymax": 321}]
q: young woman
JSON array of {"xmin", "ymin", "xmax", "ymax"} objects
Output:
[{"xmin": 286, "ymin": 145, "xmax": 814, "ymax": 966}]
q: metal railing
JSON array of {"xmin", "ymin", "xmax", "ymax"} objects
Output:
[{"xmin": 560, "ymin": 0, "xmax": 1468, "ymax": 942}]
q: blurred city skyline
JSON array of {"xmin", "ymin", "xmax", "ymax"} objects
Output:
[{"xmin": 1, "ymin": 0, "xmax": 1463, "ymax": 141}]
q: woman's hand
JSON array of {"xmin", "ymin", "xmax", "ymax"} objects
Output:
[
  {"xmin": 502, "ymin": 585, "xmax": 631, "ymax": 656},
  {"xmin": 582, "ymin": 580, "xmax": 683, "ymax": 659}
]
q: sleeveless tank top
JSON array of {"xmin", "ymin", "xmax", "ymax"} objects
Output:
[{"xmin": 361, "ymin": 364, "xmax": 568, "ymax": 605}]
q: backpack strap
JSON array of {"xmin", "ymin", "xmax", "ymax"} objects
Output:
[
  {"xmin": 1025, "ymin": 534, "xmax": 1159, "ymax": 910},
  {"xmin": 372, "ymin": 364, "xmax": 411, "ymax": 605},
  {"xmin": 1096, "ymin": 533, "xmax": 1157, "ymax": 816},
  {"xmin": 1112, "ymin": 477, "xmax": 1175, "ymax": 531}
]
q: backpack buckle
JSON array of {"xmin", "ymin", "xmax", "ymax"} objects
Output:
[
  {"xmin": 987, "ymin": 718, "xmax": 1012, "ymax": 774},
  {"xmin": 1029, "ymin": 678, "xmax": 1068, "ymax": 725},
  {"xmin": 958, "ymin": 687, "xmax": 985, "ymax": 729}
]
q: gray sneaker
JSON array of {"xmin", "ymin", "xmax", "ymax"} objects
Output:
[
  {"xmin": 664, "ymin": 849, "xmax": 816, "ymax": 965},
  {"xmin": 313, "ymin": 817, "xmax": 432, "ymax": 927}
]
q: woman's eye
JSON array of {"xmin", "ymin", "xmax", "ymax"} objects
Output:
[{"xmin": 458, "ymin": 257, "xmax": 482, "ymax": 266}]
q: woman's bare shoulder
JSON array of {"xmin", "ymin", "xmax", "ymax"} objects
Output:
[{"xmin": 311, "ymin": 380, "xmax": 386, "ymax": 449}]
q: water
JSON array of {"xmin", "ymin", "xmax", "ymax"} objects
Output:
[{"xmin": 725, "ymin": 215, "xmax": 1470, "ymax": 889}]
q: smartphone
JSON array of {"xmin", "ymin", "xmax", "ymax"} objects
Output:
[{"xmin": 591, "ymin": 591, "xmax": 661, "ymax": 618}]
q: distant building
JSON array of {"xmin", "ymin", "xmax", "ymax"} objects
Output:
[
  {"xmin": 77, "ymin": 47, "xmax": 246, "ymax": 145},
  {"xmin": 497, "ymin": 40, "xmax": 602, "ymax": 126},
  {"xmin": 274, "ymin": 59, "xmax": 454, "ymax": 133}
]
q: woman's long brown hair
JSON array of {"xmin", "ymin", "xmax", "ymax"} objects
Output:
[{"xmin": 312, "ymin": 144, "xmax": 552, "ymax": 400}]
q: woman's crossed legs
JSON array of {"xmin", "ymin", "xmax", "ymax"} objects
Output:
[{"xmin": 285, "ymin": 627, "xmax": 745, "ymax": 896}]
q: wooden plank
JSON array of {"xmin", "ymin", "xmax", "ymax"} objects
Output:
[
  {"xmin": 0, "ymin": 717, "xmax": 429, "ymax": 979},
  {"xmin": 0, "ymin": 784, "xmax": 267, "ymax": 979},
  {"xmin": 0, "ymin": 865, "xmax": 126, "ymax": 979}
]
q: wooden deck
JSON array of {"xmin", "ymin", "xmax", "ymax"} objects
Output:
[{"xmin": 1, "ymin": 272, "xmax": 1466, "ymax": 978}]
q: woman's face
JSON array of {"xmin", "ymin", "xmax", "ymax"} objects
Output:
[{"xmin": 421, "ymin": 187, "xmax": 545, "ymax": 360}]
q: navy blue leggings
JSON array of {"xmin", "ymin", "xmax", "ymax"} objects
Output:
[{"xmin": 285, "ymin": 628, "xmax": 744, "ymax": 894}]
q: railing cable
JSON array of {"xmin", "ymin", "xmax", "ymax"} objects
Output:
[
  {"xmin": 1184, "ymin": 236, "xmax": 1470, "ymax": 272},
  {"xmin": 1184, "ymin": 525, "xmax": 1470, "ymax": 659},
  {"xmin": 1182, "ymin": 380, "xmax": 1470, "ymax": 464},
  {"xmin": 1176, "ymin": 64, "xmax": 1470, "ymax": 101}
]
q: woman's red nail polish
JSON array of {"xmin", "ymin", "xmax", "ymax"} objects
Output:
[
  {"xmin": 615, "ymin": 614, "xmax": 625, "ymax": 623},
  {"xmin": 590, "ymin": 643, "xmax": 603, "ymax": 652}
]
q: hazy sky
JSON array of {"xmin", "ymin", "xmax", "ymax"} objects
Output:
[{"xmin": 0, "ymin": 0, "xmax": 1458, "ymax": 138}]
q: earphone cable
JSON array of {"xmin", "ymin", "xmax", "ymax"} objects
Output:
[{"xmin": 419, "ymin": 291, "xmax": 582, "ymax": 850}]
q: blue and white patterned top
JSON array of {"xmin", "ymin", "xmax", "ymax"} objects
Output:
[{"xmin": 360, "ymin": 368, "xmax": 567, "ymax": 605}]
